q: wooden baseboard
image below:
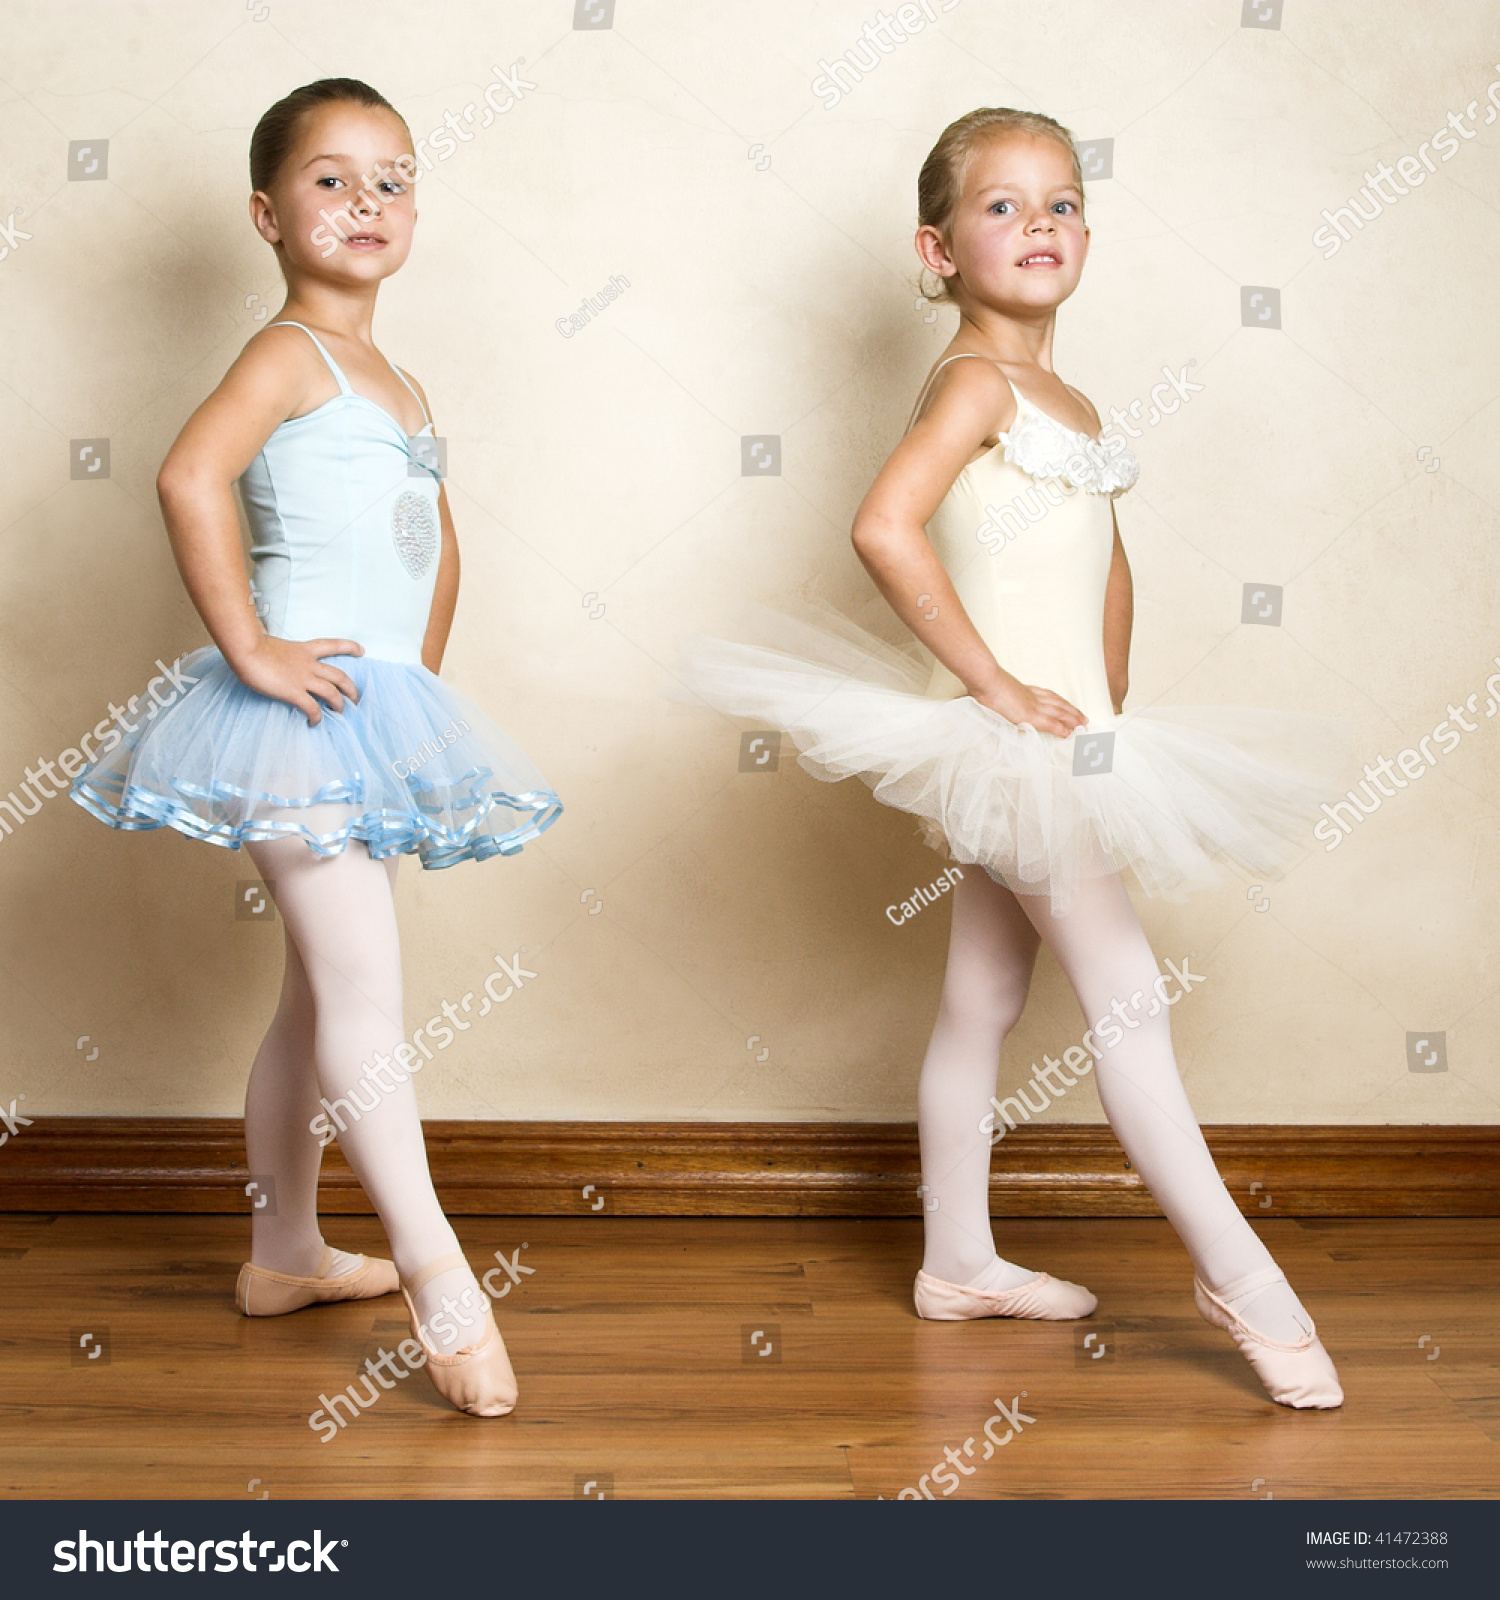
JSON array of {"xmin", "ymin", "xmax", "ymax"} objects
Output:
[{"xmin": 0, "ymin": 1119, "xmax": 1495, "ymax": 1216}]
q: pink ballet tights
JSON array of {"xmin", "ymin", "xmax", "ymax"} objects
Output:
[
  {"xmin": 917, "ymin": 868, "xmax": 1312, "ymax": 1344},
  {"xmin": 243, "ymin": 833, "xmax": 485, "ymax": 1338}
]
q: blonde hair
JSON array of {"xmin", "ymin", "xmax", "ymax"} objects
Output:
[{"xmin": 916, "ymin": 107, "xmax": 1084, "ymax": 305}]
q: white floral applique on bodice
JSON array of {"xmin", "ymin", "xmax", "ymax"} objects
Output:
[{"xmin": 997, "ymin": 390, "xmax": 1140, "ymax": 498}]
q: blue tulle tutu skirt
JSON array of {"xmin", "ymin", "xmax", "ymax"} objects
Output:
[{"xmin": 69, "ymin": 648, "xmax": 562, "ymax": 868}]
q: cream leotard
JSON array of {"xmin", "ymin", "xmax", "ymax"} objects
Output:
[
  {"xmin": 672, "ymin": 353, "xmax": 1353, "ymax": 911},
  {"xmin": 910, "ymin": 352, "xmax": 1138, "ymax": 726}
]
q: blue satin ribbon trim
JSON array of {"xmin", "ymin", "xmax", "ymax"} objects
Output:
[{"xmin": 70, "ymin": 775, "xmax": 563, "ymax": 870}]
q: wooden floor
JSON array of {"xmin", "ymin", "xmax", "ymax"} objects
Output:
[{"xmin": 2, "ymin": 1213, "xmax": 1495, "ymax": 1499}]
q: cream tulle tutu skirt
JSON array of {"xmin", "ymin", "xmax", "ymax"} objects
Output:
[{"xmin": 673, "ymin": 608, "xmax": 1359, "ymax": 914}]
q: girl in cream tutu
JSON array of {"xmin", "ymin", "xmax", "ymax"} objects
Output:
[{"xmin": 677, "ymin": 108, "xmax": 1353, "ymax": 1408}]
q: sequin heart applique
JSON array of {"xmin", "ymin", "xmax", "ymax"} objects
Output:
[{"xmin": 391, "ymin": 489, "xmax": 438, "ymax": 578}]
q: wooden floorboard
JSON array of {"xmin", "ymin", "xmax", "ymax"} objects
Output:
[{"xmin": 0, "ymin": 1214, "xmax": 1495, "ymax": 1499}]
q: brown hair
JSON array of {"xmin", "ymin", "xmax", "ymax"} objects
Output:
[
  {"xmin": 916, "ymin": 107, "xmax": 1084, "ymax": 304},
  {"xmin": 249, "ymin": 78, "xmax": 410, "ymax": 194}
]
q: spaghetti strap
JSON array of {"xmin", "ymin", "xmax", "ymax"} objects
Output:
[
  {"xmin": 266, "ymin": 320, "xmax": 353, "ymax": 397},
  {"xmin": 269, "ymin": 321, "xmax": 429, "ymax": 429},
  {"xmin": 903, "ymin": 351, "xmax": 1012, "ymax": 436},
  {"xmin": 384, "ymin": 358, "xmax": 431, "ymax": 428}
]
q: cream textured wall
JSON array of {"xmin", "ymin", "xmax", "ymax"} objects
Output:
[{"xmin": 1, "ymin": 1, "xmax": 1496, "ymax": 1128}]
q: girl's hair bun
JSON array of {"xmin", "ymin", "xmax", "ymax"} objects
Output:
[{"xmin": 250, "ymin": 78, "xmax": 410, "ymax": 193}]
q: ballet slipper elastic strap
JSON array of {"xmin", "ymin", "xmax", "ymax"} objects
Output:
[
  {"xmin": 402, "ymin": 1250, "xmax": 470, "ymax": 1296},
  {"xmin": 244, "ymin": 1251, "xmax": 365, "ymax": 1288},
  {"xmin": 1208, "ymin": 1264, "xmax": 1287, "ymax": 1305}
]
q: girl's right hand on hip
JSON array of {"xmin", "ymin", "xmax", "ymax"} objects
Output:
[
  {"xmin": 973, "ymin": 679, "xmax": 1086, "ymax": 737},
  {"xmin": 232, "ymin": 636, "xmax": 365, "ymax": 725}
]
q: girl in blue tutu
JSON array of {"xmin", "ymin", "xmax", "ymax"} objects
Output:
[{"xmin": 71, "ymin": 78, "xmax": 559, "ymax": 1417}]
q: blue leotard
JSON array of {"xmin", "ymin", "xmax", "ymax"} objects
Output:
[{"xmin": 71, "ymin": 321, "xmax": 562, "ymax": 867}]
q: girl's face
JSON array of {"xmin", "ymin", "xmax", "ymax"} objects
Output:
[
  {"xmin": 252, "ymin": 102, "xmax": 417, "ymax": 285},
  {"xmin": 920, "ymin": 132, "xmax": 1089, "ymax": 318}
]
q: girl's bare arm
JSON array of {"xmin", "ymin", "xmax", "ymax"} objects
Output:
[
  {"xmin": 381, "ymin": 368, "xmax": 458, "ymax": 674},
  {"xmin": 1103, "ymin": 505, "xmax": 1132, "ymax": 714},
  {"xmin": 156, "ymin": 324, "xmax": 362, "ymax": 724},
  {"xmin": 1063, "ymin": 385, "xmax": 1132, "ymax": 715},
  {"xmin": 851, "ymin": 357, "xmax": 1085, "ymax": 736},
  {"xmin": 420, "ymin": 486, "xmax": 459, "ymax": 675}
]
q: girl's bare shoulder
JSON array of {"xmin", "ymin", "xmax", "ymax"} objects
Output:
[
  {"xmin": 209, "ymin": 320, "xmax": 335, "ymax": 422},
  {"xmin": 912, "ymin": 352, "xmax": 1016, "ymax": 438},
  {"xmin": 232, "ymin": 320, "xmax": 324, "ymax": 383}
]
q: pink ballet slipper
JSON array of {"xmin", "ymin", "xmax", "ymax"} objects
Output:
[
  {"xmin": 236, "ymin": 1245, "xmax": 399, "ymax": 1317},
  {"xmin": 1193, "ymin": 1269, "xmax": 1343, "ymax": 1409},
  {"xmin": 914, "ymin": 1268, "xmax": 1097, "ymax": 1321},
  {"xmin": 401, "ymin": 1251, "xmax": 518, "ymax": 1417}
]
